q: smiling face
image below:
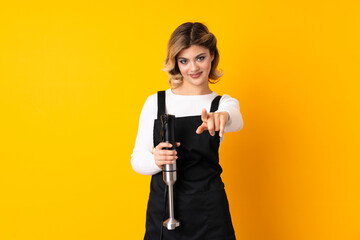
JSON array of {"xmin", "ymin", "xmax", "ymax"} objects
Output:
[{"xmin": 176, "ymin": 45, "xmax": 214, "ymax": 94}]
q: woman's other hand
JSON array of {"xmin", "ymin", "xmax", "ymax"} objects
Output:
[
  {"xmin": 154, "ymin": 142, "xmax": 181, "ymax": 168},
  {"xmin": 196, "ymin": 108, "xmax": 229, "ymax": 137}
]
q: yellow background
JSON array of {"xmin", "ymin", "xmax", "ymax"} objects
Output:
[{"xmin": 1, "ymin": 0, "xmax": 359, "ymax": 239}]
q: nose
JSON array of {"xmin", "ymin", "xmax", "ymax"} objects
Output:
[{"xmin": 190, "ymin": 61, "xmax": 200, "ymax": 72}]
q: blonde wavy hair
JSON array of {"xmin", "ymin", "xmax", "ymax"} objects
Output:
[{"xmin": 163, "ymin": 22, "xmax": 224, "ymax": 88}]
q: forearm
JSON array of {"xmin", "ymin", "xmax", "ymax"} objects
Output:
[
  {"xmin": 217, "ymin": 94, "xmax": 243, "ymax": 133},
  {"xmin": 131, "ymin": 150, "xmax": 162, "ymax": 175}
]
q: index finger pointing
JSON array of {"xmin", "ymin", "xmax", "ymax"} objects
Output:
[{"xmin": 201, "ymin": 108, "xmax": 208, "ymax": 122}]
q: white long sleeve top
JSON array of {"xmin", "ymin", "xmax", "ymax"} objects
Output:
[{"xmin": 131, "ymin": 89, "xmax": 243, "ymax": 176}]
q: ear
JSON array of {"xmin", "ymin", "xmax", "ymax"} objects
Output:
[{"xmin": 211, "ymin": 53, "xmax": 215, "ymax": 62}]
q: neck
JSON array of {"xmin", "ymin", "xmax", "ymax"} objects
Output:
[{"xmin": 172, "ymin": 83, "xmax": 212, "ymax": 95}]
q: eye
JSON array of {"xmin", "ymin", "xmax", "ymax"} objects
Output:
[
  {"xmin": 179, "ymin": 59, "xmax": 187, "ymax": 64},
  {"xmin": 197, "ymin": 56, "xmax": 205, "ymax": 61}
]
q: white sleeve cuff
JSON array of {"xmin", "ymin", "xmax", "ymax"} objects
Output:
[{"xmin": 216, "ymin": 94, "xmax": 243, "ymax": 133}]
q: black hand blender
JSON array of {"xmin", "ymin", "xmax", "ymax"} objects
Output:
[{"xmin": 161, "ymin": 114, "xmax": 180, "ymax": 230}]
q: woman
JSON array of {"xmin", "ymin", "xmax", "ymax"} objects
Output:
[{"xmin": 131, "ymin": 22, "xmax": 243, "ymax": 240}]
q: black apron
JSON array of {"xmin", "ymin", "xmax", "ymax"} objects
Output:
[{"xmin": 144, "ymin": 91, "xmax": 236, "ymax": 240}]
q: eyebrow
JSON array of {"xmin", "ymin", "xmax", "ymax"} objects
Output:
[{"xmin": 178, "ymin": 53, "xmax": 206, "ymax": 60}]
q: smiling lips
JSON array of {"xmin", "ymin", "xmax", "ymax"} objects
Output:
[{"xmin": 189, "ymin": 72, "xmax": 202, "ymax": 78}]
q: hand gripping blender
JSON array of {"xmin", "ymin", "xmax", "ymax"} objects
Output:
[{"xmin": 161, "ymin": 114, "xmax": 181, "ymax": 230}]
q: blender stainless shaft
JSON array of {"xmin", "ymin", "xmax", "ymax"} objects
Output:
[{"xmin": 161, "ymin": 114, "xmax": 180, "ymax": 230}]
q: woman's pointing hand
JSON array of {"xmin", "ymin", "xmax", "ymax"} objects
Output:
[{"xmin": 196, "ymin": 108, "xmax": 229, "ymax": 137}]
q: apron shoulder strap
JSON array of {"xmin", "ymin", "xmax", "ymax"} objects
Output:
[
  {"xmin": 210, "ymin": 95, "xmax": 222, "ymax": 112},
  {"xmin": 157, "ymin": 91, "xmax": 166, "ymax": 119}
]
